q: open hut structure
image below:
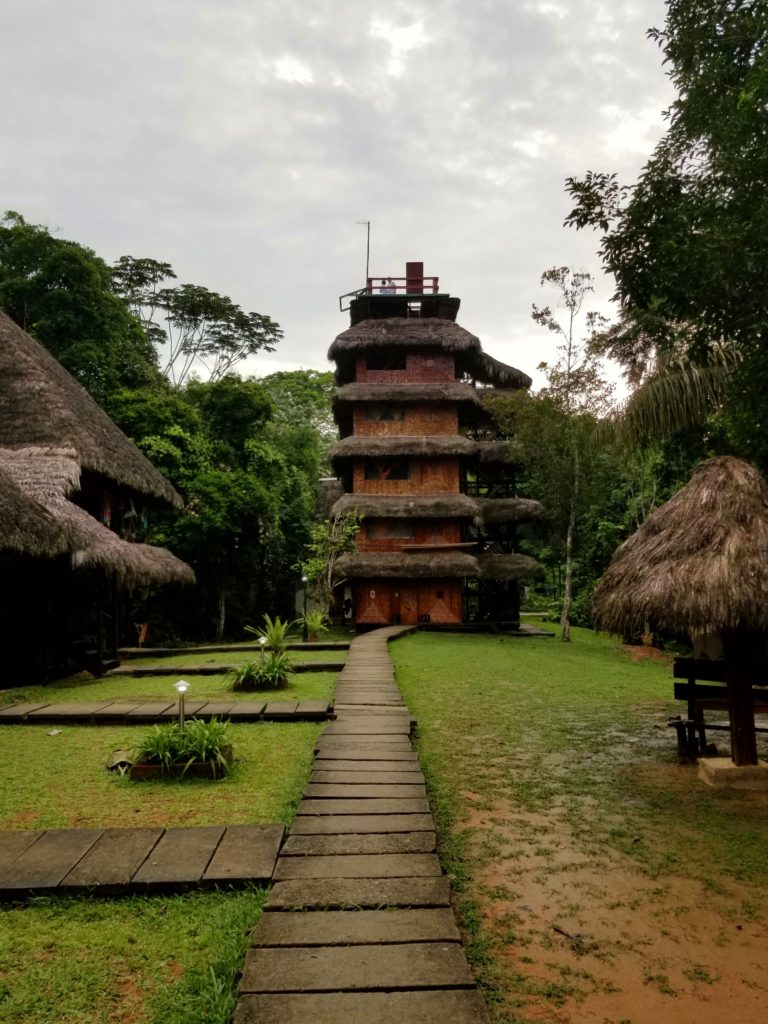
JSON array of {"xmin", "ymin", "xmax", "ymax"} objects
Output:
[
  {"xmin": 328, "ymin": 262, "xmax": 543, "ymax": 629},
  {"xmin": 0, "ymin": 312, "xmax": 193, "ymax": 681},
  {"xmin": 591, "ymin": 456, "xmax": 768, "ymax": 766}
]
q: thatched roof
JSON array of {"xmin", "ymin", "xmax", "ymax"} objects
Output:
[
  {"xmin": 333, "ymin": 382, "xmax": 483, "ymax": 406},
  {"xmin": 329, "ymin": 317, "xmax": 531, "ymax": 390},
  {"xmin": 477, "ymin": 553, "xmax": 544, "ymax": 581},
  {"xmin": 329, "ymin": 318, "xmax": 482, "ymax": 358},
  {"xmin": 590, "ymin": 457, "xmax": 768, "ymax": 636},
  {"xmin": 0, "ymin": 313, "xmax": 181, "ymax": 507},
  {"xmin": 331, "ymin": 435, "xmax": 477, "ymax": 464},
  {"xmin": 476, "ymin": 440, "xmax": 526, "ymax": 464},
  {"xmin": 0, "ymin": 447, "xmax": 194, "ymax": 588},
  {"xmin": 0, "ymin": 466, "xmax": 71, "ymax": 557},
  {"xmin": 333, "ymin": 551, "xmax": 478, "ymax": 580},
  {"xmin": 331, "ymin": 493, "xmax": 479, "ymax": 519},
  {"xmin": 474, "ymin": 498, "xmax": 545, "ymax": 524}
]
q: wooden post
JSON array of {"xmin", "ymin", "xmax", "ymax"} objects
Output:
[{"xmin": 723, "ymin": 632, "xmax": 758, "ymax": 766}]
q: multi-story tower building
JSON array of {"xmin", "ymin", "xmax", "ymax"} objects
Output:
[{"xmin": 329, "ymin": 262, "xmax": 543, "ymax": 629}]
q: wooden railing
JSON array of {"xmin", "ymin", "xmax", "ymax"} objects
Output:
[{"xmin": 366, "ymin": 276, "xmax": 440, "ymax": 295}]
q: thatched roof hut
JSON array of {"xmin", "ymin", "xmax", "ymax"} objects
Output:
[
  {"xmin": 0, "ymin": 447, "xmax": 194, "ymax": 588},
  {"xmin": 591, "ymin": 457, "xmax": 768, "ymax": 637},
  {"xmin": 0, "ymin": 313, "xmax": 181, "ymax": 507},
  {"xmin": 329, "ymin": 318, "xmax": 531, "ymax": 390},
  {"xmin": 0, "ymin": 466, "xmax": 71, "ymax": 557}
]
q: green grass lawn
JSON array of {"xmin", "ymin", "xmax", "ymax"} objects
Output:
[
  {"xmin": 391, "ymin": 627, "xmax": 768, "ymax": 1021},
  {"xmin": 139, "ymin": 646, "xmax": 345, "ymax": 668},
  {"xmin": 0, "ymin": 646, "xmax": 333, "ymax": 1024},
  {"xmin": 1, "ymin": 669, "xmax": 336, "ymax": 705}
]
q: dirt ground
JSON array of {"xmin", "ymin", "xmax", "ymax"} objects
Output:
[{"xmin": 462, "ymin": 778, "xmax": 768, "ymax": 1023}]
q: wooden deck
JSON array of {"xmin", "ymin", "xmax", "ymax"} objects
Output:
[{"xmin": 0, "ymin": 698, "xmax": 333, "ymax": 725}]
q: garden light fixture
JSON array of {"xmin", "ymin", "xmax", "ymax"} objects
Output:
[
  {"xmin": 174, "ymin": 679, "xmax": 189, "ymax": 731},
  {"xmin": 302, "ymin": 574, "xmax": 309, "ymax": 642}
]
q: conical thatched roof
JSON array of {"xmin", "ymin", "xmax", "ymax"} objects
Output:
[
  {"xmin": 333, "ymin": 382, "xmax": 483, "ymax": 406},
  {"xmin": 0, "ymin": 466, "xmax": 71, "ymax": 557},
  {"xmin": 333, "ymin": 551, "xmax": 478, "ymax": 580},
  {"xmin": 0, "ymin": 313, "xmax": 181, "ymax": 507},
  {"xmin": 474, "ymin": 498, "xmax": 545, "ymax": 524},
  {"xmin": 0, "ymin": 447, "xmax": 194, "ymax": 588},
  {"xmin": 591, "ymin": 457, "xmax": 768, "ymax": 636},
  {"xmin": 331, "ymin": 435, "xmax": 477, "ymax": 463},
  {"xmin": 477, "ymin": 553, "xmax": 544, "ymax": 581}
]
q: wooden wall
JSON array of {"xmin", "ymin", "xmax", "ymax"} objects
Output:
[
  {"xmin": 354, "ymin": 458, "xmax": 459, "ymax": 495},
  {"xmin": 356, "ymin": 352, "xmax": 455, "ymax": 384},
  {"xmin": 357, "ymin": 519, "xmax": 462, "ymax": 552},
  {"xmin": 353, "ymin": 579, "xmax": 463, "ymax": 625},
  {"xmin": 353, "ymin": 403, "xmax": 458, "ymax": 437}
]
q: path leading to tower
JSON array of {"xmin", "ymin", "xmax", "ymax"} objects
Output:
[{"xmin": 235, "ymin": 625, "xmax": 489, "ymax": 1024}]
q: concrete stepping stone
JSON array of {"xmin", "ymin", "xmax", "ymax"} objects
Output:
[
  {"xmin": 298, "ymin": 798, "xmax": 429, "ymax": 815},
  {"xmin": 323, "ymin": 720, "xmax": 411, "ymax": 735},
  {"xmin": 273, "ymin": 852, "xmax": 441, "ymax": 880},
  {"xmin": 281, "ymin": 832, "xmax": 436, "ymax": 856},
  {"xmin": 234, "ymin": 989, "xmax": 489, "ymax": 1024},
  {"xmin": 91, "ymin": 701, "xmax": 142, "ymax": 718},
  {"xmin": 296, "ymin": 700, "xmax": 331, "ymax": 718},
  {"xmin": 228, "ymin": 701, "xmax": 267, "ymax": 719},
  {"xmin": 241, "ymin": 941, "xmax": 473, "ymax": 992},
  {"xmin": 126, "ymin": 701, "xmax": 175, "ymax": 719},
  {"xmin": 26, "ymin": 701, "xmax": 113, "ymax": 720},
  {"xmin": 263, "ymin": 701, "xmax": 299, "ymax": 719},
  {"xmin": 132, "ymin": 825, "xmax": 225, "ymax": 886},
  {"xmin": 0, "ymin": 828, "xmax": 104, "ymax": 892},
  {"xmin": 0, "ymin": 702, "xmax": 49, "ymax": 718},
  {"xmin": 310, "ymin": 770, "xmax": 425, "ymax": 785},
  {"xmin": 255, "ymin": 907, "xmax": 458, "ymax": 946},
  {"xmin": 303, "ymin": 784, "xmax": 426, "ymax": 799},
  {"xmin": 204, "ymin": 824, "xmax": 284, "ymax": 883},
  {"xmin": 159, "ymin": 701, "xmax": 206, "ymax": 719},
  {"xmin": 194, "ymin": 701, "xmax": 237, "ymax": 717},
  {"xmin": 314, "ymin": 749, "xmax": 418, "ymax": 763},
  {"xmin": 61, "ymin": 827, "xmax": 162, "ymax": 889},
  {"xmin": 265, "ymin": 875, "xmax": 451, "ymax": 910},
  {"xmin": 0, "ymin": 830, "xmax": 42, "ymax": 869}
]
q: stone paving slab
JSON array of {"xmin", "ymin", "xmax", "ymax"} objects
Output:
[
  {"xmin": 323, "ymin": 720, "xmax": 412, "ymax": 735},
  {"xmin": 273, "ymin": 852, "xmax": 441, "ymax": 880},
  {"xmin": 204, "ymin": 824, "xmax": 284, "ymax": 882},
  {"xmin": 234, "ymin": 989, "xmax": 489, "ymax": 1024},
  {"xmin": 303, "ymin": 783, "xmax": 426, "ymax": 799},
  {"xmin": 0, "ymin": 702, "xmax": 49, "ymax": 718},
  {"xmin": 61, "ymin": 827, "xmax": 162, "ymax": 888},
  {"xmin": 132, "ymin": 826, "xmax": 225, "ymax": 886},
  {"xmin": 310, "ymin": 770, "xmax": 425, "ymax": 784},
  {"xmin": 296, "ymin": 700, "xmax": 331, "ymax": 718},
  {"xmin": 312, "ymin": 756, "xmax": 421, "ymax": 770},
  {"xmin": 0, "ymin": 828, "xmax": 104, "ymax": 892},
  {"xmin": 0, "ymin": 830, "xmax": 42, "ymax": 869},
  {"xmin": 298, "ymin": 797, "xmax": 430, "ymax": 815},
  {"xmin": 263, "ymin": 701, "xmax": 299, "ymax": 719},
  {"xmin": 91, "ymin": 701, "xmax": 142, "ymax": 718},
  {"xmin": 126, "ymin": 701, "xmax": 176, "ymax": 718},
  {"xmin": 228, "ymin": 701, "xmax": 267, "ymax": 719},
  {"xmin": 281, "ymin": 832, "xmax": 436, "ymax": 856},
  {"xmin": 255, "ymin": 907, "xmax": 458, "ymax": 945},
  {"xmin": 265, "ymin": 876, "xmax": 451, "ymax": 909},
  {"xmin": 241, "ymin": 941, "xmax": 473, "ymax": 992}
]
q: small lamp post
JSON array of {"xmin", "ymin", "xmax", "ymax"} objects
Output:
[
  {"xmin": 301, "ymin": 574, "xmax": 309, "ymax": 642},
  {"xmin": 259, "ymin": 636, "xmax": 267, "ymax": 666},
  {"xmin": 174, "ymin": 679, "xmax": 189, "ymax": 731}
]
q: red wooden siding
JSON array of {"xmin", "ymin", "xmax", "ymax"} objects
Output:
[{"xmin": 353, "ymin": 580, "xmax": 462, "ymax": 625}]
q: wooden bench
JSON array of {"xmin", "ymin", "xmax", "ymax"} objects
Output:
[{"xmin": 670, "ymin": 658, "xmax": 768, "ymax": 758}]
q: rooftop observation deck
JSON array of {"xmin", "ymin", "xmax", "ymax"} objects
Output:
[{"xmin": 340, "ymin": 263, "xmax": 461, "ymax": 325}]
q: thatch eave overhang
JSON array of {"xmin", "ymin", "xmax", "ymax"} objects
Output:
[
  {"xmin": 330, "ymin": 435, "xmax": 477, "ymax": 469},
  {"xmin": 331, "ymin": 493, "xmax": 479, "ymax": 519},
  {"xmin": 332, "ymin": 551, "xmax": 479, "ymax": 580},
  {"xmin": 590, "ymin": 456, "xmax": 768, "ymax": 636},
  {"xmin": 328, "ymin": 318, "xmax": 482, "ymax": 361},
  {"xmin": 476, "ymin": 553, "xmax": 545, "ymax": 581},
  {"xmin": 0, "ymin": 466, "xmax": 71, "ymax": 558},
  {"xmin": 333, "ymin": 382, "xmax": 483, "ymax": 407},
  {"xmin": 0, "ymin": 313, "xmax": 182, "ymax": 508},
  {"xmin": 475, "ymin": 498, "xmax": 545, "ymax": 524}
]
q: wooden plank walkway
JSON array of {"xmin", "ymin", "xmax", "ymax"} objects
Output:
[
  {"xmin": 110, "ymin": 661, "xmax": 344, "ymax": 676},
  {"xmin": 235, "ymin": 625, "xmax": 489, "ymax": 1024},
  {"xmin": 0, "ymin": 699, "xmax": 332, "ymax": 725},
  {"xmin": 0, "ymin": 824, "xmax": 283, "ymax": 898}
]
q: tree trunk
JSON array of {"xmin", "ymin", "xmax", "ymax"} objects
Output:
[
  {"xmin": 215, "ymin": 590, "xmax": 226, "ymax": 642},
  {"xmin": 560, "ymin": 446, "xmax": 580, "ymax": 642}
]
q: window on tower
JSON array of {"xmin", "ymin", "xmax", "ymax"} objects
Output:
[
  {"xmin": 364, "ymin": 403, "xmax": 405, "ymax": 422},
  {"xmin": 366, "ymin": 350, "xmax": 407, "ymax": 371},
  {"xmin": 364, "ymin": 458, "xmax": 410, "ymax": 480}
]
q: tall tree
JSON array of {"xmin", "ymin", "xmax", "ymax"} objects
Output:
[
  {"xmin": 532, "ymin": 267, "xmax": 613, "ymax": 640},
  {"xmin": 113, "ymin": 255, "xmax": 283, "ymax": 386},
  {"xmin": 564, "ymin": 0, "xmax": 768, "ymax": 466}
]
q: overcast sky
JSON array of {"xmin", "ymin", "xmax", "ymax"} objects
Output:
[{"xmin": 1, "ymin": 0, "xmax": 673, "ymax": 392}]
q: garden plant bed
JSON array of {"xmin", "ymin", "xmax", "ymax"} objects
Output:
[{"xmin": 129, "ymin": 744, "xmax": 235, "ymax": 780}]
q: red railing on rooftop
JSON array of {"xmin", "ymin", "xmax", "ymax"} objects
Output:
[{"xmin": 366, "ymin": 276, "xmax": 440, "ymax": 295}]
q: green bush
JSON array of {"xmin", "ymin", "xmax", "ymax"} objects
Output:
[
  {"xmin": 244, "ymin": 613, "xmax": 297, "ymax": 654},
  {"xmin": 229, "ymin": 652, "xmax": 294, "ymax": 691},
  {"xmin": 133, "ymin": 718, "xmax": 233, "ymax": 777},
  {"xmin": 300, "ymin": 609, "xmax": 329, "ymax": 641}
]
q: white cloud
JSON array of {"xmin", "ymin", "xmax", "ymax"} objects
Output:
[{"xmin": 274, "ymin": 56, "xmax": 315, "ymax": 85}]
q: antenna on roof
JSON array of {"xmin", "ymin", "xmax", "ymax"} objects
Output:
[{"xmin": 355, "ymin": 220, "xmax": 370, "ymax": 286}]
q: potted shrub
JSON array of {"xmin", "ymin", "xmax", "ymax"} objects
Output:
[
  {"xmin": 300, "ymin": 609, "xmax": 329, "ymax": 643},
  {"xmin": 228, "ymin": 651, "xmax": 294, "ymax": 691},
  {"xmin": 130, "ymin": 718, "xmax": 233, "ymax": 779}
]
